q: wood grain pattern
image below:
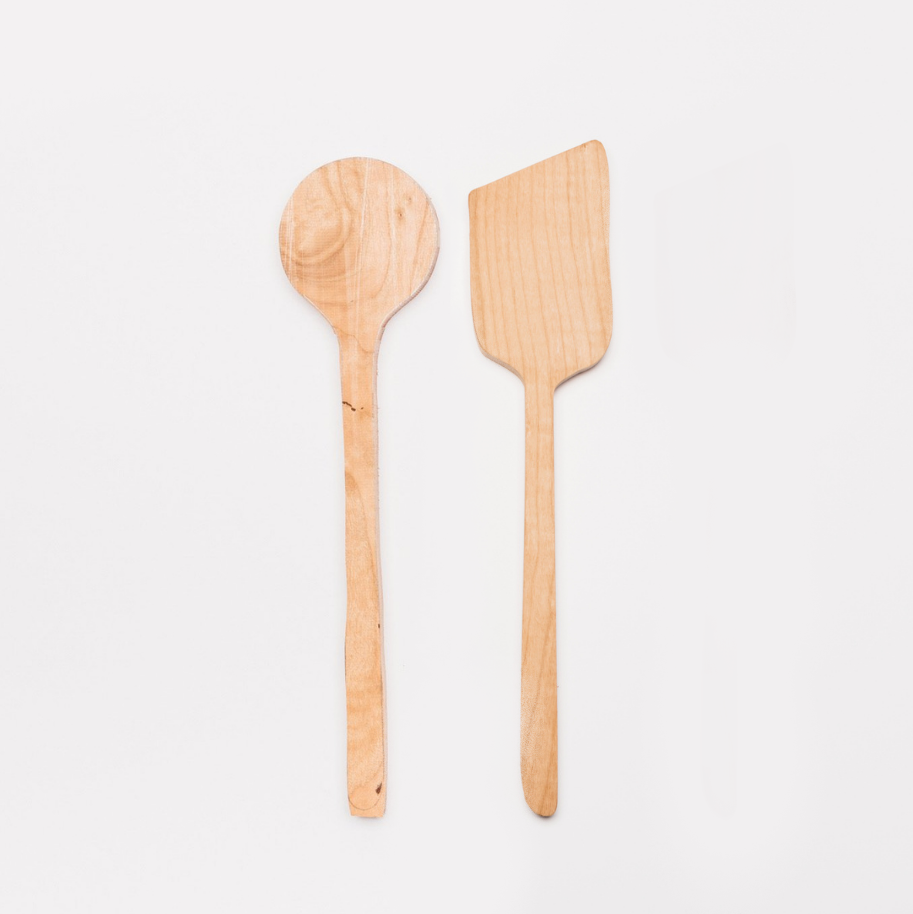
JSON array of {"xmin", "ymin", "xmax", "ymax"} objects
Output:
[
  {"xmin": 469, "ymin": 140, "xmax": 612, "ymax": 816},
  {"xmin": 280, "ymin": 158, "xmax": 439, "ymax": 817}
]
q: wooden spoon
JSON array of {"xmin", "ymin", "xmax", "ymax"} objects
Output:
[
  {"xmin": 280, "ymin": 158, "xmax": 439, "ymax": 817},
  {"xmin": 469, "ymin": 141, "xmax": 612, "ymax": 816}
]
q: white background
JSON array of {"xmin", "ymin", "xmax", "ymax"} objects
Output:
[{"xmin": 2, "ymin": 1, "xmax": 911, "ymax": 911}]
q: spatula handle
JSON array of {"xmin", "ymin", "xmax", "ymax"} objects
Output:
[
  {"xmin": 337, "ymin": 332, "xmax": 386, "ymax": 817},
  {"xmin": 521, "ymin": 379, "xmax": 558, "ymax": 816}
]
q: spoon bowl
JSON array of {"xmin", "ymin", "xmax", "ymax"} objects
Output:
[{"xmin": 280, "ymin": 158, "xmax": 438, "ymax": 342}]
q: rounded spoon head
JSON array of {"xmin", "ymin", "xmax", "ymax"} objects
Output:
[{"xmin": 279, "ymin": 158, "xmax": 439, "ymax": 343}]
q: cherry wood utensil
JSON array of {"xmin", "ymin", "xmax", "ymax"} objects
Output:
[
  {"xmin": 280, "ymin": 158, "xmax": 439, "ymax": 817},
  {"xmin": 469, "ymin": 141, "xmax": 612, "ymax": 816}
]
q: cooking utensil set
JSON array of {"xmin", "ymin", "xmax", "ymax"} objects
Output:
[{"xmin": 279, "ymin": 141, "xmax": 612, "ymax": 817}]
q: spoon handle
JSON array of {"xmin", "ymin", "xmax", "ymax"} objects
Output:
[
  {"xmin": 337, "ymin": 332, "xmax": 386, "ymax": 817},
  {"xmin": 521, "ymin": 379, "xmax": 558, "ymax": 816}
]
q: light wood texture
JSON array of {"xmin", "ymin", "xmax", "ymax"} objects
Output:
[
  {"xmin": 469, "ymin": 140, "xmax": 612, "ymax": 817},
  {"xmin": 280, "ymin": 158, "xmax": 439, "ymax": 817}
]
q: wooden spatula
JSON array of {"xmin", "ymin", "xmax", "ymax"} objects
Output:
[
  {"xmin": 280, "ymin": 158, "xmax": 439, "ymax": 817},
  {"xmin": 469, "ymin": 141, "xmax": 612, "ymax": 816}
]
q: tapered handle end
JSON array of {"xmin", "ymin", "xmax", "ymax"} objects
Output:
[
  {"xmin": 349, "ymin": 780, "xmax": 386, "ymax": 818},
  {"xmin": 521, "ymin": 693, "xmax": 558, "ymax": 817},
  {"xmin": 523, "ymin": 781, "xmax": 557, "ymax": 818}
]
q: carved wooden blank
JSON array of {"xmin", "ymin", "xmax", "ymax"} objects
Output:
[
  {"xmin": 469, "ymin": 141, "xmax": 612, "ymax": 816},
  {"xmin": 280, "ymin": 158, "xmax": 439, "ymax": 817}
]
